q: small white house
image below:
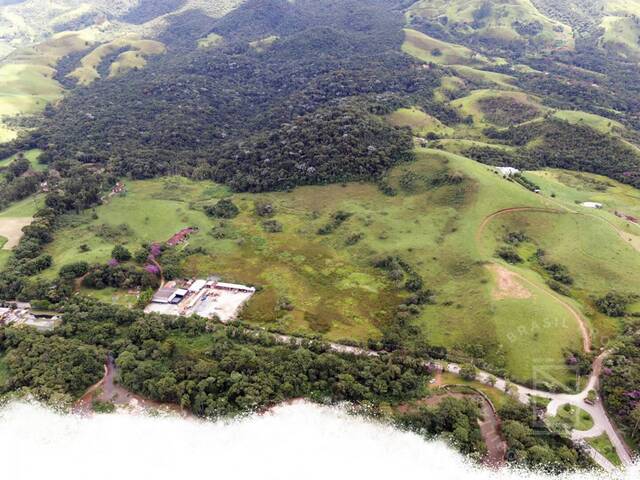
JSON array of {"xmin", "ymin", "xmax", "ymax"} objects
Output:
[
  {"xmin": 496, "ymin": 166, "xmax": 520, "ymax": 177},
  {"xmin": 581, "ymin": 202, "xmax": 603, "ymax": 209},
  {"xmin": 189, "ymin": 279, "xmax": 207, "ymax": 293}
]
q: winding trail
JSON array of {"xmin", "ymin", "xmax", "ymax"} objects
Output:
[
  {"xmin": 504, "ymin": 268, "xmax": 592, "ymax": 353},
  {"xmin": 321, "ymin": 340, "xmax": 633, "ymax": 471},
  {"xmin": 477, "ymin": 206, "xmax": 592, "ymax": 353},
  {"xmin": 78, "ymin": 331, "xmax": 634, "ymax": 472},
  {"xmin": 473, "ymin": 205, "xmax": 638, "ymax": 470},
  {"xmin": 475, "ymin": 207, "xmax": 565, "ymax": 243}
]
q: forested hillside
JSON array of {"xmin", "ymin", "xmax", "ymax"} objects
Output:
[
  {"xmin": 2, "ymin": 0, "xmax": 640, "ymax": 471},
  {"xmin": 16, "ymin": 0, "xmax": 434, "ymax": 192}
]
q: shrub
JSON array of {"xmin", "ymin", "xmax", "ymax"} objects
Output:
[
  {"xmin": 460, "ymin": 363, "xmax": 477, "ymax": 381},
  {"xmin": 205, "ymin": 198, "xmax": 239, "ymax": 219},
  {"xmin": 496, "ymin": 246, "xmax": 522, "ymax": 264},
  {"xmin": 59, "ymin": 261, "xmax": 90, "ymax": 280},
  {"xmin": 595, "ymin": 292, "xmax": 629, "ymax": 317},
  {"xmin": 112, "ymin": 245, "xmax": 132, "ymax": 262},
  {"xmin": 262, "ymin": 219, "xmax": 283, "ymax": 233},
  {"xmin": 255, "ymin": 201, "xmax": 276, "ymax": 217}
]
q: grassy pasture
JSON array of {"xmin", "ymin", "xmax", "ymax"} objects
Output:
[
  {"xmin": 406, "ymin": 0, "xmax": 573, "ymax": 52},
  {"xmin": 198, "ymin": 33, "xmax": 223, "ymax": 48},
  {"xmin": 387, "ymin": 107, "xmax": 454, "ymax": 137},
  {"xmin": 36, "ymin": 149, "xmax": 640, "ymax": 384},
  {"xmin": 480, "ymin": 169, "xmax": 640, "ymax": 343},
  {"xmin": 69, "ymin": 38, "xmax": 166, "ymax": 85},
  {"xmin": 601, "ymin": 15, "xmax": 640, "ymax": 57},
  {"xmin": 402, "ymin": 29, "xmax": 494, "ymax": 67},
  {"xmin": 0, "ymin": 195, "xmax": 42, "ymax": 268},
  {"xmin": 587, "ymin": 433, "xmax": 623, "ymax": 466},
  {"xmin": 249, "ymin": 35, "xmax": 279, "ymax": 52},
  {"xmin": 0, "ymin": 148, "xmax": 45, "ymax": 171},
  {"xmin": 552, "ymin": 110, "xmax": 625, "ymax": 134},
  {"xmin": 0, "ymin": 30, "xmax": 98, "ymax": 143},
  {"xmin": 449, "ymin": 65, "xmax": 517, "ymax": 90},
  {"xmin": 450, "ymin": 89, "xmax": 545, "ymax": 127}
]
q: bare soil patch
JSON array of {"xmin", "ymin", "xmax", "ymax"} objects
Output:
[
  {"xmin": 487, "ymin": 264, "xmax": 532, "ymax": 300},
  {"xmin": 0, "ymin": 217, "xmax": 32, "ymax": 249}
]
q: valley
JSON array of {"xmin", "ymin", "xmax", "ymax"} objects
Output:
[{"xmin": 0, "ymin": 0, "xmax": 639, "ymax": 475}]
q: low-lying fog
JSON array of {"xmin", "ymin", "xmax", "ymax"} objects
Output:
[{"xmin": 0, "ymin": 400, "xmax": 635, "ymax": 480}]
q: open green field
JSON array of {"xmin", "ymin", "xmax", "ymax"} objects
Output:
[
  {"xmin": 402, "ymin": 28, "xmax": 494, "ymax": 67},
  {"xmin": 450, "ymin": 65, "xmax": 517, "ymax": 90},
  {"xmin": 387, "ymin": 107, "xmax": 454, "ymax": 137},
  {"xmin": 553, "ymin": 403, "xmax": 594, "ymax": 431},
  {"xmin": 552, "ymin": 110, "xmax": 625, "ymax": 135},
  {"xmin": 587, "ymin": 433, "xmax": 623, "ymax": 466},
  {"xmin": 198, "ymin": 33, "xmax": 224, "ymax": 48},
  {"xmin": 601, "ymin": 15, "xmax": 640, "ymax": 57},
  {"xmin": 69, "ymin": 38, "xmax": 166, "ymax": 85},
  {"xmin": 406, "ymin": 0, "xmax": 574, "ymax": 52},
  {"xmin": 450, "ymin": 89, "xmax": 545, "ymax": 127},
  {"xmin": 0, "ymin": 30, "xmax": 99, "ymax": 143},
  {"xmin": 36, "ymin": 148, "xmax": 640, "ymax": 386},
  {"xmin": 0, "ymin": 148, "xmax": 45, "ymax": 171}
]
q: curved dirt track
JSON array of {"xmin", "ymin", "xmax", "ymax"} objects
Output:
[
  {"xmin": 504, "ymin": 268, "xmax": 592, "ymax": 353},
  {"xmin": 477, "ymin": 206, "xmax": 592, "ymax": 352},
  {"xmin": 475, "ymin": 207, "xmax": 565, "ymax": 243}
]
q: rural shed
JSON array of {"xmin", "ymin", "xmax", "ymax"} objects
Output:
[
  {"xmin": 189, "ymin": 279, "xmax": 207, "ymax": 293},
  {"xmin": 152, "ymin": 287, "xmax": 178, "ymax": 304},
  {"xmin": 214, "ymin": 282, "xmax": 256, "ymax": 293},
  {"xmin": 496, "ymin": 166, "xmax": 520, "ymax": 176},
  {"xmin": 581, "ymin": 202, "xmax": 603, "ymax": 209}
]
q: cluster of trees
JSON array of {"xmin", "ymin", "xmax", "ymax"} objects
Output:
[
  {"xmin": 595, "ymin": 292, "xmax": 631, "ymax": 318},
  {"xmin": 601, "ymin": 318, "xmax": 640, "ymax": 445},
  {"xmin": 0, "ymin": 327, "xmax": 103, "ymax": 402},
  {"xmin": 370, "ymin": 256, "xmax": 437, "ymax": 354},
  {"xmin": 394, "ymin": 397, "xmax": 484, "ymax": 456},
  {"xmin": 13, "ymin": 0, "xmax": 442, "ymax": 193},
  {"xmin": 466, "ymin": 119, "xmax": 640, "ymax": 190},
  {"xmin": 0, "ymin": 156, "xmax": 42, "ymax": 210},
  {"xmin": 498, "ymin": 400, "xmax": 592, "ymax": 471},
  {"xmin": 82, "ymin": 263, "xmax": 159, "ymax": 290},
  {"xmin": 205, "ymin": 199, "xmax": 239, "ymax": 219},
  {"xmin": 0, "ymin": 207, "xmax": 57, "ymax": 299},
  {"xmin": 317, "ymin": 210, "xmax": 352, "ymax": 235},
  {"xmin": 12, "ymin": 297, "xmax": 430, "ymax": 417},
  {"xmin": 477, "ymin": 97, "xmax": 540, "ymax": 127}
]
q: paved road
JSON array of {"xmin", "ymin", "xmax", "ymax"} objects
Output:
[
  {"xmin": 442, "ymin": 352, "xmax": 634, "ymax": 471},
  {"xmin": 309, "ymin": 338, "xmax": 634, "ymax": 472}
]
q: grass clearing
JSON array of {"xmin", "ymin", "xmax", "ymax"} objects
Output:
[
  {"xmin": 450, "ymin": 65, "xmax": 517, "ymax": 90},
  {"xmin": 552, "ymin": 110, "xmax": 625, "ymax": 134},
  {"xmin": 438, "ymin": 371, "xmax": 512, "ymax": 410},
  {"xmin": 402, "ymin": 29, "xmax": 494, "ymax": 67},
  {"xmin": 198, "ymin": 33, "xmax": 223, "ymax": 48},
  {"xmin": 36, "ymin": 149, "xmax": 637, "ymax": 384},
  {"xmin": 0, "ymin": 195, "xmax": 43, "ymax": 251},
  {"xmin": 450, "ymin": 89, "xmax": 545, "ymax": 127},
  {"xmin": 407, "ymin": 0, "xmax": 574, "ymax": 52},
  {"xmin": 386, "ymin": 107, "xmax": 454, "ymax": 137},
  {"xmin": 587, "ymin": 433, "xmax": 623, "ymax": 466},
  {"xmin": 69, "ymin": 38, "xmax": 166, "ymax": 85},
  {"xmin": 554, "ymin": 403, "xmax": 594, "ymax": 431},
  {"xmin": 0, "ymin": 148, "xmax": 45, "ymax": 171}
]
